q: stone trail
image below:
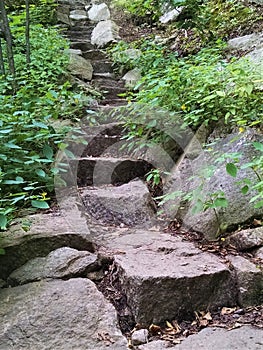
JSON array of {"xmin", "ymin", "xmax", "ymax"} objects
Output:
[{"xmin": 0, "ymin": 0, "xmax": 262, "ymax": 349}]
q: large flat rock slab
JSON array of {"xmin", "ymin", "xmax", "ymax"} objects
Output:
[
  {"xmin": 7, "ymin": 247, "xmax": 99, "ymax": 286},
  {"xmin": 113, "ymin": 232, "xmax": 236, "ymax": 325},
  {"xmin": 0, "ymin": 278, "xmax": 127, "ymax": 349},
  {"xmin": 0, "ymin": 212, "xmax": 93, "ymax": 279},
  {"xmin": 171, "ymin": 131, "xmax": 263, "ymax": 239}
]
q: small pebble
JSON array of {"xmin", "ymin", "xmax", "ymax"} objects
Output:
[{"xmin": 131, "ymin": 329, "xmax": 149, "ymax": 346}]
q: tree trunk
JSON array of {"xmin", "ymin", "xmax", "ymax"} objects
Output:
[
  {"xmin": 0, "ymin": 0, "xmax": 16, "ymax": 89},
  {"xmin": 25, "ymin": 0, "xmax": 30, "ymax": 69},
  {"xmin": 0, "ymin": 37, "xmax": 5, "ymax": 76}
]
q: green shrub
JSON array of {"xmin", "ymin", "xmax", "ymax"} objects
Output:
[
  {"xmin": 112, "ymin": 0, "xmax": 164, "ymax": 22},
  {"xmin": 0, "ymin": 24, "xmax": 91, "ymax": 229},
  {"xmin": 127, "ymin": 41, "xmax": 263, "ymax": 129}
]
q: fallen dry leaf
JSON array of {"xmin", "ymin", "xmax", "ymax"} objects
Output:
[
  {"xmin": 149, "ymin": 324, "xmax": 162, "ymax": 335},
  {"xmin": 221, "ymin": 307, "xmax": 237, "ymax": 315},
  {"xmin": 203, "ymin": 312, "xmax": 213, "ymax": 321},
  {"xmin": 199, "ymin": 319, "xmax": 209, "ymax": 327}
]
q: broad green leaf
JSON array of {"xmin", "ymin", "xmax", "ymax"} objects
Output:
[
  {"xmin": 4, "ymin": 142, "xmax": 21, "ymax": 149},
  {"xmin": 0, "ymin": 129, "xmax": 12, "ymax": 134},
  {"xmin": 36, "ymin": 169, "xmax": 46, "ymax": 177},
  {"xmin": 253, "ymin": 142, "xmax": 263, "ymax": 152},
  {"xmin": 147, "ymin": 119, "xmax": 157, "ymax": 128},
  {"xmin": 216, "ymin": 90, "xmax": 226, "ymax": 97},
  {"xmin": 0, "ymin": 214, "xmax": 7, "ymax": 230},
  {"xmin": 241, "ymin": 185, "xmax": 249, "ymax": 195},
  {"xmin": 191, "ymin": 199, "xmax": 204, "ymax": 214},
  {"xmin": 11, "ymin": 195, "xmax": 26, "ymax": 204},
  {"xmin": 3, "ymin": 176, "xmax": 25, "ymax": 184},
  {"xmin": 226, "ymin": 163, "xmax": 237, "ymax": 177},
  {"xmin": 146, "ymin": 173, "xmax": 153, "ymax": 181},
  {"xmin": 32, "ymin": 121, "xmax": 49, "ymax": 129},
  {"xmin": 245, "ymin": 84, "xmax": 253, "ymax": 95},
  {"xmin": 214, "ymin": 198, "xmax": 228, "ymax": 208},
  {"xmin": 0, "ymin": 248, "xmax": 5, "ymax": 255},
  {"xmin": 43, "ymin": 144, "xmax": 54, "ymax": 160},
  {"xmin": 254, "ymin": 200, "xmax": 263, "ymax": 209},
  {"xmin": 31, "ymin": 200, "xmax": 50, "ymax": 209}
]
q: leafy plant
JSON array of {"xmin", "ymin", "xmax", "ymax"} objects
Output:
[
  {"xmin": 121, "ymin": 41, "xmax": 263, "ymax": 130},
  {"xmin": 170, "ymin": 0, "xmax": 260, "ymax": 41},
  {"xmin": 146, "ymin": 168, "xmax": 169, "ymax": 187},
  {"xmin": 226, "ymin": 141, "xmax": 263, "ymax": 209},
  {"xmin": 0, "ymin": 21, "xmax": 91, "ymax": 229},
  {"xmin": 112, "ymin": 0, "xmax": 164, "ymax": 22}
]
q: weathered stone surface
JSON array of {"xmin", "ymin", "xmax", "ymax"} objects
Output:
[
  {"xmin": 66, "ymin": 48, "xmax": 82, "ymax": 55},
  {"xmin": 170, "ymin": 131, "xmax": 263, "ymax": 239},
  {"xmin": 255, "ymin": 246, "xmax": 263, "ymax": 259},
  {"xmin": 69, "ymin": 52, "xmax": 93, "ymax": 80},
  {"xmin": 92, "ymin": 59, "xmax": 113, "ymax": 73},
  {"xmin": 114, "ymin": 232, "xmax": 236, "ymax": 325},
  {"xmin": 245, "ymin": 47, "xmax": 263, "ymax": 69},
  {"xmin": 228, "ymin": 32, "xmax": 263, "ymax": 51},
  {"xmin": 69, "ymin": 9, "xmax": 88, "ymax": 21},
  {"xmin": 0, "ymin": 278, "xmax": 127, "ymax": 349},
  {"xmin": 0, "ymin": 279, "xmax": 6, "ymax": 288},
  {"xmin": 122, "ymin": 68, "xmax": 141, "ymax": 89},
  {"xmin": 0, "ymin": 213, "xmax": 93, "ymax": 280},
  {"xmin": 88, "ymin": 3, "xmax": 110, "ymax": 22},
  {"xmin": 7, "ymin": 247, "xmax": 98, "ymax": 286},
  {"xmin": 175, "ymin": 326, "xmax": 263, "ymax": 350},
  {"xmin": 138, "ymin": 340, "xmax": 171, "ymax": 349},
  {"xmin": 131, "ymin": 329, "xmax": 149, "ymax": 346},
  {"xmin": 229, "ymin": 255, "xmax": 263, "ymax": 306},
  {"xmin": 228, "ymin": 33, "xmax": 263, "ymax": 87},
  {"xmin": 159, "ymin": 7, "xmax": 183, "ymax": 24},
  {"xmin": 91, "ymin": 20, "xmax": 120, "ymax": 48},
  {"xmin": 80, "ymin": 180, "xmax": 156, "ymax": 227},
  {"xmin": 226, "ymin": 227, "xmax": 263, "ymax": 251},
  {"xmin": 57, "ymin": 11, "xmax": 71, "ymax": 25}
]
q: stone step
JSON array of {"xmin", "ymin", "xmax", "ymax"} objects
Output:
[
  {"xmin": 92, "ymin": 77, "xmax": 125, "ymax": 88},
  {"xmin": 67, "ymin": 31, "xmax": 92, "ymax": 41},
  {"xmin": 66, "ymin": 27, "xmax": 93, "ymax": 35},
  {"xmin": 81, "ymin": 122, "xmax": 125, "ymax": 137},
  {"xmin": 83, "ymin": 49, "xmax": 107, "ymax": 60},
  {"xmin": 93, "ymin": 72, "xmax": 115, "ymax": 79},
  {"xmin": 80, "ymin": 135, "xmax": 138, "ymax": 158},
  {"xmin": 0, "ymin": 279, "xmax": 127, "ymax": 349},
  {"xmin": 70, "ymin": 41, "xmax": 94, "ymax": 51},
  {"xmin": 92, "ymin": 60, "xmax": 113, "ymax": 74},
  {"xmin": 92, "ymin": 78, "xmax": 127, "ymax": 99},
  {"xmin": 79, "ymin": 179, "xmax": 156, "ymax": 227},
  {"xmin": 68, "ymin": 25, "xmax": 94, "ymax": 32},
  {"xmin": 77, "ymin": 122, "xmax": 125, "ymax": 157},
  {"xmin": 99, "ymin": 98, "xmax": 128, "ymax": 106},
  {"xmin": 108, "ymin": 231, "xmax": 237, "ymax": 326},
  {"xmin": 99, "ymin": 88, "xmax": 127, "ymax": 100},
  {"xmin": 69, "ymin": 156, "xmax": 152, "ymax": 186}
]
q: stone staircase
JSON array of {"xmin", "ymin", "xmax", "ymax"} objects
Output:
[
  {"xmin": 0, "ymin": 1, "xmax": 262, "ymax": 349},
  {"xmin": 58, "ymin": 0, "xmax": 128, "ymax": 107}
]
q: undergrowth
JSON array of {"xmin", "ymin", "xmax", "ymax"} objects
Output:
[{"xmin": 0, "ymin": 4, "xmax": 92, "ymax": 230}]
